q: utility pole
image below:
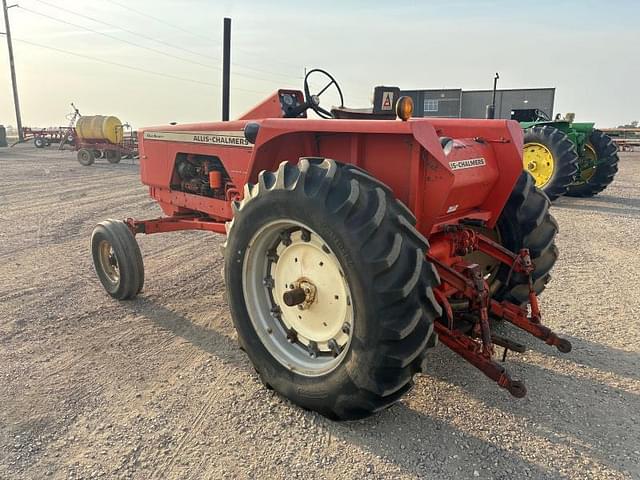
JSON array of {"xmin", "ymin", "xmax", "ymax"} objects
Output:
[
  {"xmin": 2, "ymin": 0, "xmax": 23, "ymax": 141},
  {"xmin": 221, "ymin": 17, "xmax": 231, "ymax": 121}
]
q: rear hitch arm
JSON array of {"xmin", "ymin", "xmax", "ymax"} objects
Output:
[
  {"xmin": 434, "ymin": 323, "xmax": 527, "ymax": 398},
  {"xmin": 427, "ymin": 227, "xmax": 572, "ymax": 398},
  {"xmin": 490, "ymin": 300, "xmax": 572, "ymax": 353}
]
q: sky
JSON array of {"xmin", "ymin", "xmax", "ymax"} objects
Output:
[{"xmin": 1, "ymin": 0, "xmax": 639, "ymax": 129}]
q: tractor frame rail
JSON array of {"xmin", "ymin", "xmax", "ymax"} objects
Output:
[{"xmin": 125, "ymin": 215, "xmax": 226, "ymax": 235}]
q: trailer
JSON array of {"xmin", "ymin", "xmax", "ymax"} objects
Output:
[{"xmin": 74, "ymin": 116, "xmax": 138, "ymax": 165}]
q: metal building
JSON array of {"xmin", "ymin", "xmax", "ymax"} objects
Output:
[{"xmin": 401, "ymin": 87, "xmax": 555, "ymax": 120}]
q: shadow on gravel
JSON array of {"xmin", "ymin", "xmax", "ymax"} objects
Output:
[
  {"xmin": 494, "ymin": 323, "xmax": 640, "ymax": 383},
  {"xmin": 340, "ymin": 402, "xmax": 565, "ymax": 480},
  {"xmin": 553, "ymin": 197, "xmax": 640, "ymax": 218},
  {"xmin": 573, "ymin": 194, "xmax": 640, "ymax": 209},
  {"xmin": 124, "ymin": 298, "xmax": 568, "ymax": 479},
  {"xmin": 124, "ymin": 297, "xmax": 246, "ymax": 368},
  {"xmin": 424, "ymin": 344, "xmax": 639, "ymax": 478}
]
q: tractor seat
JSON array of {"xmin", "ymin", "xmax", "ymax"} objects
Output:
[
  {"xmin": 330, "ymin": 106, "xmax": 397, "ymax": 120},
  {"xmin": 330, "ymin": 86, "xmax": 402, "ymax": 120}
]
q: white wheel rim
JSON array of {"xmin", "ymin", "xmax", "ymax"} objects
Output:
[{"xmin": 242, "ymin": 220, "xmax": 354, "ymax": 377}]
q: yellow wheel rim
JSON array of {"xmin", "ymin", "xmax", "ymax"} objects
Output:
[
  {"xmin": 576, "ymin": 143, "xmax": 597, "ymax": 185},
  {"xmin": 523, "ymin": 142, "xmax": 555, "ymax": 187}
]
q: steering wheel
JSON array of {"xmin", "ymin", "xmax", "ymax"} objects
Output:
[{"xmin": 303, "ymin": 69, "xmax": 344, "ymax": 119}]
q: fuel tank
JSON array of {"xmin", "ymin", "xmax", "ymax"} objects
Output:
[{"xmin": 76, "ymin": 115, "xmax": 123, "ymax": 144}]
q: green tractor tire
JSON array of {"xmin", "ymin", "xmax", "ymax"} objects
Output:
[
  {"xmin": 522, "ymin": 126, "xmax": 579, "ymax": 201},
  {"xmin": 566, "ymin": 129, "xmax": 619, "ymax": 197}
]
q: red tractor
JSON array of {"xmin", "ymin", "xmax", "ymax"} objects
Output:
[{"xmin": 91, "ymin": 69, "xmax": 570, "ymax": 420}]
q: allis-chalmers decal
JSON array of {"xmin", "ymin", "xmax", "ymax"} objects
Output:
[
  {"xmin": 448, "ymin": 157, "xmax": 486, "ymax": 171},
  {"xmin": 143, "ymin": 131, "xmax": 251, "ymax": 147}
]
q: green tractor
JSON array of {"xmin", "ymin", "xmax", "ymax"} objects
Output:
[{"xmin": 512, "ymin": 109, "xmax": 619, "ymax": 201}]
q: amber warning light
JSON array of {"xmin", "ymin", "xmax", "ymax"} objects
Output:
[{"xmin": 396, "ymin": 96, "xmax": 413, "ymax": 121}]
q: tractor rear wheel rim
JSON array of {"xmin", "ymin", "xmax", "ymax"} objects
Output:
[
  {"xmin": 243, "ymin": 220, "xmax": 354, "ymax": 377},
  {"xmin": 575, "ymin": 143, "xmax": 597, "ymax": 185},
  {"xmin": 98, "ymin": 240, "xmax": 120, "ymax": 284},
  {"xmin": 523, "ymin": 142, "xmax": 554, "ymax": 187}
]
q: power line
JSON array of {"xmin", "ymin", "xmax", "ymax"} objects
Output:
[
  {"xmin": 29, "ymin": 0, "xmax": 302, "ymax": 84},
  {"xmin": 103, "ymin": 0, "xmax": 212, "ymax": 43},
  {"xmin": 17, "ymin": 6, "xmax": 222, "ymax": 71},
  {"xmin": 31, "ymin": 0, "xmax": 209, "ymax": 60},
  {"xmin": 11, "ymin": 36, "xmax": 271, "ymax": 95},
  {"xmin": 23, "ymin": 0, "xmax": 370, "ymax": 104},
  {"xmin": 101, "ymin": 0, "xmax": 305, "ymax": 80},
  {"xmin": 102, "ymin": 0, "xmax": 309, "ymax": 80},
  {"xmin": 101, "ymin": 0, "xmax": 304, "ymax": 83}
]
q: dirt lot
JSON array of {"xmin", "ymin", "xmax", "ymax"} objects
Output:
[{"xmin": 0, "ymin": 145, "xmax": 639, "ymax": 480}]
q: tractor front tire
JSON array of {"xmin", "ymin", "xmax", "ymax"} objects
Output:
[
  {"xmin": 77, "ymin": 149, "xmax": 95, "ymax": 166},
  {"xmin": 523, "ymin": 125, "xmax": 579, "ymax": 201},
  {"xmin": 492, "ymin": 172, "xmax": 559, "ymax": 304},
  {"xmin": 224, "ymin": 158, "xmax": 441, "ymax": 420},
  {"xmin": 566, "ymin": 129, "xmax": 619, "ymax": 197},
  {"xmin": 91, "ymin": 220, "xmax": 144, "ymax": 300}
]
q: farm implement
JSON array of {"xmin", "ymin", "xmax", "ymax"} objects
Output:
[
  {"xmin": 75, "ymin": 114, "xmax": 138, "ymax": 166},
  {"xmin": 91, "ymin": 69, "xmax": 571, "ymax": 419},
  {"xmin": 18, "ymin": 125, "xmax": 75, "ymax": 148}
]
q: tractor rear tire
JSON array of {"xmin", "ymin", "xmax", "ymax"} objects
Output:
[
  {"xmin": 566, "ymin": 129, "xmax": 619, "ymax": 197},
  {"xmin": 105, "ymin": 150, "xmax": 122, "ymax": 164},
  {"xmin": 91, "ymin": 220, "xmax": 144, "ymax": 300},
  {"xmin": 77, "ymin": 149, "xmax": 95, "ymax": 166},
  {"xmin": 523, "ymin": 126, "xmax": 579, "ymax": 201},
  {"xmin": 224, "ymin": 158, "xmax": 441, "ymax": 420},
  {"xmin": 492, "ymin": 172, "xmax": 559, "ymax": 304}
]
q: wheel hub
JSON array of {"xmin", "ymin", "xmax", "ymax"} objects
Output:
[
  {"xmin": 272, "ymin": 230, "xmax": 351, "ymax": 353},
  {"xmin": 282, "ymin": 278, "xmax": 317, "ymax": 309},
  {"xmin": 98, "ymin": 240, "xmax": 120, "ymax": 283},
  {"xmin": 523, "ymin": 142, "xmax": 554, "ymax": 187},
  {"xmin": 242, "ymin": 221, "xmax": 354, "ymax": 376},
  {"xmin": 575, "ymin": 143, "xmax": 597, "ymax": 185}
]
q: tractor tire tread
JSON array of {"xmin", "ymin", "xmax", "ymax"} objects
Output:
[
  {"xmin": 566, "ymin": 129, "xmax": 619, "ymax": 197},
  {"xmin": 225, "ymin": 158, "xmax": 441, "ymax": 420},
  {"xmin": 91, "ymin": 219, "xmax": 144, "ymax": 300},
  {"xmin": 524, "ymin": 125, "xmax": 579, "ymax": 201},
  {"xmin": 495, "ymin": 172, "xmax": 558, "ymax": 304}
]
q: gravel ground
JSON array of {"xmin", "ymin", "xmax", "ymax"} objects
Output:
[{"xmin": 0, "ymin": 145, "xmax": 639, "ymax": 480}]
